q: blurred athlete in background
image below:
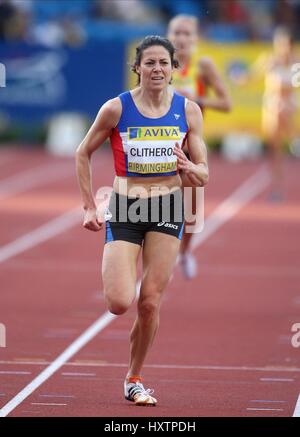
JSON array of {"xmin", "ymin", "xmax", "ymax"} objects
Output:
[
  {"xmin": 251, "ymin": 27, "xmax": 298, "ymax": 201},
  {"xmin": 167, "ymin": 15, "xmax": 231, "ymax": 279}
]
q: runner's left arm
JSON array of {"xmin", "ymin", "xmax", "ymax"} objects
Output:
[
  {"xmin": 197, "ymin": 57, "xmax": 231, "ymax": 112},
  {"xmin": 173, "ymin": 101, "xmax": 209, "ymax": 187}
]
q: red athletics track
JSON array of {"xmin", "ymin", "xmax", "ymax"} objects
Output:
[{"xmin": 0, "ymin": 146, "xmax": 300, "ymax": 417}]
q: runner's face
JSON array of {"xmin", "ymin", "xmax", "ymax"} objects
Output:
[
  {"xmin": 168, "ymin": 19, "xmax": 197, "ymax": 57},
  {"xmin": 273, "ymin": 34, "xmax": 292, "ymax": 58},
  {"xmin": 137, "ymin": 46, "xmax": 173, "ymax": 90}
]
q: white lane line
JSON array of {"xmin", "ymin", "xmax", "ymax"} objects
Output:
[
  {"xmin": 0, "ymin": 371, "xmax": 31, "ymax": 375},
  {"xmin": 0, "ymin": 312, "xmax": 116, "ymax": 417},
  {"xmin": 246, "ymin": 408, "xmax": 284, "ymax": 412},
  {"xmin": 31, "ymin": 402, "xmax": 67, "ymax": 406},
  {"xmin": 61, "ymin": 372, "xmax": 96, "ymax": 377},
  {"xmin": 260, "ymin": 378, "xmax": 295, "ymax": 382},
  {"xmin": 0, "ymin": 163, "xmax": 73, "ymax": 200},
  {"xmin": 293, "ymin": 394, "xmax": 300, "ymax": 417},
  {"xmin": 39, "ymin": 394, "xmax": 75, "ymax": 399},
  {"xmin": 250, "ymin": 400, "xmax": 287, "ymax": 403},
  {"xmin": 191, "ymin": 165, "xmax": 270, "ymax": 250},
  {"xmin": 0, "ymin": 165, "xmax": 269, "ymax": 417},
  {"xmin": 0, "ymin": 207, "xmax": 81, "ymax": 264},
  {"xmin": 1, "ymin": 360, "xmax": 300, "ymax": 373}
]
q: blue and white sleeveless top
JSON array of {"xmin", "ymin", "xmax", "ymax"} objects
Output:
[{"xmin": 110, "ymin": 91, "xmax": 189, "ymax": 177}]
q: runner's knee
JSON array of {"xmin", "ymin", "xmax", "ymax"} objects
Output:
[
  {"xmin": 138, "ymin": 294, "xmax": 161, "ymax": 320},
  {"xmin": 107, "ymin": 300, "xmax": 131, "ymax": 315},
  {"xmin": 105, "ymin": 292, "xmax": 133, "ymax": 315}
]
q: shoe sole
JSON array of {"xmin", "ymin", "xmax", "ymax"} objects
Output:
[
  {"xmin": 125, "ymin": 396, "xmax": 157, "ymax": 406},
  {"xmin": 135, "ymin": 401, "xmax": 156, "ymax": 406}
]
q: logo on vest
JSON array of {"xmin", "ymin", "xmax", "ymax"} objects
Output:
[{"xmin": 128, "ymin": 126, "xmax": 180, "ymax": 141}]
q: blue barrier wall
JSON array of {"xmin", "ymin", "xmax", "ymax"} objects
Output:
[{"xmin": 0, "ymin": 41, "xmax": 126, "ymax": 122}]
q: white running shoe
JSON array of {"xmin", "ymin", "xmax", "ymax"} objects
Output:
[
  {"xmin": 124, "ymin": 377, "xmax": 157, "ymax": 406},
  {"xmin": 179, "ymin": 252, "xmax": 197, "ymax": 279}
]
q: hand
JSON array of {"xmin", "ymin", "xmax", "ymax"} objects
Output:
[
  {"xmin": 83, "ymin": 207, "xmax": 102, "ymax": 232},
  {"xmin": 173, "ymin": 143, "xmax": 208, "ymax": 187},
  {"xmin": 173, "ymin": 142, "xmax": 195, "ymax": 174}
]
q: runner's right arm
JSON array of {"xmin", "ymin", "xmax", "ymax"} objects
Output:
[{"xmin": 75, "ymin": 98, "xmax": 121, "ymax": 231}]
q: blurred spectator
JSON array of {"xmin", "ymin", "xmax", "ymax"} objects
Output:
[
  {"xmin": 0, "ymin": 0, "xmax": 299, "ymax": 46},
  {"xmin": 32, "ymin": 18, "xmax": 86, "ymax": 48},
  {"xmin": 62, "ymin": 18, "xmax": 87, "ymax": 48},
  {"xmin": 241, "ymin": 0, "xmax": 275, "ymax": 40},
  {"xmin": 274, "ymin": 0, "xmax": 300, "ymax": 38},
  {"xmin": 0, "ymin": 0, "xmax": 16, "ymax": 40},
  {"xmin": 31, "ymin": 20, "xmax": 65, "ymax": 47},
  {"xmin": 93, "ymin": 0, "xmax": 163, "ymax": 24},
  {"xmin": 0, "ymin": 0, "xmax": 30, "ymax": 42},
  {"xmin": 212, "ymin": 0, "xmax": 249, "ymax": 24},
  {"xmin": 11, "ymin": 0, "xmax": 33, "ymax": 14}
]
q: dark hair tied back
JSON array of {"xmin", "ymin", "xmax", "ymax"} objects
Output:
[{"xmin": 131, "ymin": 35, "xmax": 179, "ymax": 84}]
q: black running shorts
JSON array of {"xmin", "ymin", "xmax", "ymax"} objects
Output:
[{"xmin": 105, "ymin": 190, "xmax": 184, "ymax": 246}]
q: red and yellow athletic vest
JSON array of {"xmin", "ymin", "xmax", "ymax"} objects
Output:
[{"xmin": 172, "ymin": 59, "xmax": 206, "ymax": 111}]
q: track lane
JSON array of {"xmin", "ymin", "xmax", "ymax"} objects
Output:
[{"xmin": 1, "ymin": 149, "xmax": 299, "ymax": 416}]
